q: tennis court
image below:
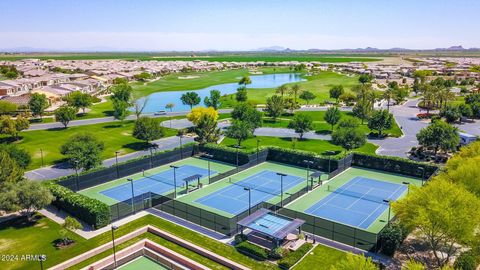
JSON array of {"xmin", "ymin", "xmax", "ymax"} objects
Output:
[
  {"xmin": 195, "ymin": 170, "xmax": 304, "ymax": 215},
  {"xmin": 100, "ymin": 165, "xmax": 215, "ymax": 203},
  {"xmin": 79, "ymin": 157, "xmax": 235, "ymax": 205},
  {"xmin": 305, "ymin": 177, "xmax": 406, "ymax": 229}
]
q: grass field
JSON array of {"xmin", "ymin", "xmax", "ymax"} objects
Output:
[
  {"xmin": 117, "ymin": 256, "xmax": 169, "ymax": 270},
  {"xmin": 177, "ymin": 161, "xmax": 314, "ymax": 218},
  {"xmin": 0, "ymin": 53, "xmax": 382, "ymax": 62},
  {"xmin": 0, "ymin": 213, "xmax": 278, "ymax": 270},
  {"xmin": 286, "ymin": 167, "xmax": 422, "ymax": 233},
  {"xmin": 0, "ymin": 119, "xmax": 177, "ymax": 170},
  {"xmin": 79, "ymin": 157, "xmax": 235, "ymax": 205},
  {"xmin": 220, "ymin": 71, "xmax": 359, "ymax": 107},
  {"xmin": 293, "ymin": 244, "xmax": 348, "ymax": 270},
  {"xmin": 220, "ymin": 136, "xmax": 379, "ymax": 157},
  {"xmin": 260, "ymin": 110, "xmax": 403, "ymax": 137}
]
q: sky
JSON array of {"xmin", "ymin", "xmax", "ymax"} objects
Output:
[{"xmin": 0, "ymin": 0, "xmax": 479, "ymax": 51}]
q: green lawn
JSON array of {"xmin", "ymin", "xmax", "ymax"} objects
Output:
[
  {"xmin": 0, "ymin": 214, "xmax": 276, "ymax": 270},
  {"xmin": 116, "ymin": 256, "xmax": 169, "ymax": 270},
  {"xmin": 293, "ymin": 244, "xmax": 349, "ymax": 270},
  {"xmin": 260, "ymin": 111, "xmax": 403, "ymax": 137},
  {"xmin": 220, "ymin": 136, "xmax": 378, "ymax": 157},
  {"xmin": 220, "ymin": 71, "xmax": 359, "ymax": 107},
  {"xmin": 29, "ymin": 117, "xmax": 55, "ymax": 124},
  {"xmin": 1, "ymin": 119, "xmax": 177, "ymax": 170}
]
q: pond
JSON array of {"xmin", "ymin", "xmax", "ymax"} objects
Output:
[{"xmin": 138, "ymin": 73, "xmax": 305, "ymax": 113}]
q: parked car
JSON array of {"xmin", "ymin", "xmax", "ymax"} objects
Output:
[{"xmin": 154, "ymin": 110, "xmax": 167, "ymax": 115}]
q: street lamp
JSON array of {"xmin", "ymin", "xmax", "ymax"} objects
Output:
[
  {"xmin": 149, "ymin": 146, "xmax": 155, "ymax": 168},
  {"xmin": 115, "ymin": 151, "xmax": 120, "ymax": 178},
  {"xmin": 179, "ymin": 135, "xmax": 184, "ymax": 159},
  {"xmin": 277, "ymin": 172, "xmax": 287, "ymax": 207},
  {"xmin": 325, "ymin": 150, "xmax": 336, "ymax": 173},
  {"xmin": 170, "ymin": 165, "xmax": 179, "ymax": 198},
  {"xmin": 39, "ymin": 254, "xmax": 46, "ymax": 270},
  {"xmin": 40, "ymin": 148, "xmax": 44, "ymax": 167},
  {"xmin": 303, "ymin": 160, "xmax": 314, "ymax": 190},
  {"xmin": 244, "ymin": 187, "xmax": 251, "ymax": 215},
  {"xmin": 418, "ymin": 167, "xmax": 425, "ymax": 186},
  {"xmin": 127, "ymin": 178, "xmax": 134, "ymax": 213},
  {"xmin": 73, "ymin": 159, "xmax": 80, "ymax": 192},
  {"xmin": 233, "ymin": 144, "xmax": 240, "ymax": 172},
  {"xmin": 111, "ymin": 225, "xmax": 119, "ymax": 268},
  {"xmin": 383, "ymin": 199, "xmax": 391, "ymax": 225},
  {"xmin": 402, "ymin": 181, "xmax": 410, "ymax": 195},
  {"xmin": 203, "ymin": 153, "xmax": 213, "ymax": 183}
]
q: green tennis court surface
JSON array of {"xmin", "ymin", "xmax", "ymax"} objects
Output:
[
  {"xmin": 177, "ymin": 161, "xmax": 323, "ymax": 218},
  {"xmin": 117, "ymin": 256, "xmax": 169, "ymax": 270},
  {"xmin": 79, "ymin": 157, "xmax": 235, "ymax": 205},
  {"xmin": 286, "ymin": 167, "xmax": 423, "ymax": 233}
]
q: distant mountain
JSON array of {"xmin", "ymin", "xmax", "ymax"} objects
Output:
[{"xmin": 256, "ymin": 46, "xmax": 286, "ymax": 52}]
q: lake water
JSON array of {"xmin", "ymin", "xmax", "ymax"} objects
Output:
[{"xmin": 139, "ymin": 73, "xmax": 305, "ymax": 113}]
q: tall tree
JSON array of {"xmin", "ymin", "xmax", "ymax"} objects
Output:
[
  {"xmin": 329, "ymin": 85, "xmax": 345, "ymax": 104},
  {"xmin": 0, "ymin": 100, "xmax": 17, "ymax": 115},
  {"xmin": 180, "ymin": 91, "xmax": 201, "ymax": 109},
  {"xmin": 332, "ymin": 124, "xmax": 366, "ymax": 152},
  {"xmin": 132, "ymin": 116, "xmax": 164, "ymax": 144},
  {"xmin": 299, "ymin": 90, "xmax": 316, "ymax": 105},
  {"xmin": 324, "ymin": 106, "xmax": 341, "ymax": 131},
  {"xmin": 187, "ymin": 107, "xmax": 218, "ymax": 125},
  {"xmin": 0, "ymin": 151, "xmax": 24, "ymax": 185},
  {"xmin": 0, "ymin": 144, "xmax": 31, "ymax": 169},
  {"xmin": 238, "ymin": 75, "xmax": 252, "ymax": 88},
  {"xmin": 110, "ymin": 84, "xmax": 133, "ymax": 122},
  {"xmin": 393, "ymin": 179, "xmax": 480, "ymax": 267},
  {"xmin": 289, "ymin": 84, "xmax": 301, "ymax": 103},
  {"xmin": 264, "ymin": 95, "xmax": 284, "ymax": 122},
  {"xmin": 352, "ymin": 100, "xmax": 372, "ymax": 124},
  {"xmin": 276, "ymin": 85, "xmax": 289, "ymax": 98},
  {"xmin": 15, "ymin": 180, "xmax": 53, "ymax": 221},
  {"xmin": 28, "ymin": 93, "xmax": 49, "ymax": 119},
  {"xmin": 165, "ymin": 103, "xmax": 175, "ymax": 112},
  {"xmin": 358, "ymin": 74, "xmax": 373, "ymax": 85},
  {"xmin": 194, "ymin": 114, "xmax": 221, "ymax": 145},
  {"xmin": 132, "ymin": 96, "xmax": 149, "ymax": 119},
  {"xmin": 225, "ymin": 120, "xmax": 252, "ymax": 146},
  {"xmin": 235, "ymin": 87, "xmax": 248, "ymax": 102},
  {"xmin": 288, "ymin": 114, "xmax": 313, "ymax": 140},
  {"xmin": 368, "ymin": 109, "xmax": 393, "ymax": 137},
  {"xmin": 417, "ymin": 121, "xmax": 459, "ymax": 155},
  {"xmin": 231, "ymin": 103, "xmax": 262, "ymax": 133},
  {"xmin": 54, "ymin": 106, "xmax": 77, "ymax": 128},
  {"xmin": 60, "ymin": 133, "xmax": 105, "ymax": 171},
  {"xmin": 204, "ymin": 89, "xmax": 222, "ymax": 109},
  {"xmin": 65, "ymin": 91, "xmax": 92, "ymax": 114},
  {"xmin": 383, "ymin": 82, "xmax": 398, "ymax": 111}
]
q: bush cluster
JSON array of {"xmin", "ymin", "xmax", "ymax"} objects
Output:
[
  {"xmin": 199, "ymin": 144, "xmax": 252, "ymax": 165},
  {"xmin": 377, "ymin": 222, "xmax": 409, "ymax": 256},
  {"xmin": 44, "ymin": 182, "xmax": 110, "ymax": 228},
  {"xmin": 235, "ymin": 241, "xmax": 269, "ymax": 260},
  {"xmin": 234, "ymin": 234, "xmax": 248, "ymax": 244},
  {"xmin": 454, "ymin": 250, "xmax": 480, "ymax": 270},
  {"xmin": 267, "ymin": 146, "xmax": 339, "ymax": 172},
  {"xmin": 277, "ymin": 243, "xmax": 313, "ymax": 269}
]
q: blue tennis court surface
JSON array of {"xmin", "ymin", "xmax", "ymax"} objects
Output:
[
  {"xmin": 195, "ymin": 170, "xmax": 304, "ymax": 215},
  {"xmin": 101, "ymin": 165, "xmax": 215, "ymax": 203},
  {"xmin": 305, "ymin": 177, "xmax": 407, "ymax": 229}
]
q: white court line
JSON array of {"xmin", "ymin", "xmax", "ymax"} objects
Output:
[{"xmin": 306, "ymin": 177, "xmax": 362, "ymax": 214}]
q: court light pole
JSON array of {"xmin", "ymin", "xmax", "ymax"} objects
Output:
[
  {"xmin": 256, "ymin": 139, "xmax": 261, "ymax": 164},
  {"xmin": 234, "ymin": 144, "xmax": 240, "ymax": 172},
  {"xmin": 149, "ymin": 146, "xmax": 154, "ymax": 168},
  {"xmin": 277, "ymin": 172, "xmax": 287, "ymax": 207},
  {"xmin": 115, "ymin": 151, "xmax": 120, "ymax": 178},
  {"xmin": 73, "ymin": 159, "xmax": 80, "ymax": 192},
  {"xmin": 303, "ymin": 160, "xmax": 314, "ymax": 191},
  {"xmin": 326, "ymin": 150, "xmax": 336, "ymax": 173},
  {"xmin": 111, "ymin": 225, "xmax": 119, "ymax": 268},
  {"xmin": 418, "ymin": 167, "xmax": 425, "ymax": 186},
  {"xmin": 383, "ymin": 199, "xmax": 391, "ymax": 225},
  {"xmin": 203, "ymin": 153, "xmax": 213, "ymax": 184},
  {"xmin": 244, "ymin": 187, "xmax": 251, "ymax": 215},
  {"xmin": 127, "ymin": 178, "xmax": 134, "ymax": 213},
  {"xmin": 170, "ymin": 165, "xmax": 179, "ymax": 198},
  {"xmin": 179, "ymin": 135, "xmax": 184, "ymax": 159},
  {"xmin": 402, "ymin": 181, "xmax": 410, "ymax": 195}
]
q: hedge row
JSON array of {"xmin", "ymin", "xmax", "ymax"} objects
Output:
[
  {"xmin": 199, "ymin": 144, "xmax": 252, "ymax": 165},
  {"xmin": 44, "ymin": 182, "xmax": 110, "ymax": 228},
  {"xmin": 234, "ymin": 241, "xmax": 269, "ymax": 260},
  {"xmin": 278, "ymin": 243, "xmax": 313, "ymax": 269},
  {"xmin": 352, "ymin": 153, "xmax": 438, "ymax": 179},
  {"xmin": 267, "ymin": 146, "xmax": 339, "ymax": 173}
]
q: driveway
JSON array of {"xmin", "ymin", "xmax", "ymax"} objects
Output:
[{"xmin": 25, "ymin": 136, "xmax": 195, "ymax": 181}]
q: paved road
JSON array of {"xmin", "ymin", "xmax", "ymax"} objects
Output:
[
  {"xmin": 25, "ymin": 136, "xmax": 195, "ymax": 181},
  {"xmin": 254, "ymin": 127, "xmax": 332, "ymax": 140}
]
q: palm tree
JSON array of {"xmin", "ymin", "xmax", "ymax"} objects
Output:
[
  {"xmin": 276, "ymin": 85, "xmax": 288, "ymax": 98},
  {"xmin": 383, "ymin": 88, "xmax": 395, "ymax": 112},
  {"xmin": 238, "ymin": 76, "xmax": 252, "ymax": 88},
  {"xmin": 290, "ymin": 84, "xmax": 301, "ymax": 104}
]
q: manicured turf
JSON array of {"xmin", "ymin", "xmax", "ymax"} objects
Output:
[
  {"xmin": 176, "ymin": 161, "xmax": 314, "ymax": 218},
  {"xmin": 79, "ymin": 157, "xmax": 235, "ymax": 205},
  {"xmin": 286, "ymin": 167, "xmax": 422, "ymax": 233},
  {"xmin": 117, "ymin": 256, "xmax": 169, "ymax": 270},
  {"xmin": 261, "ymin": 110, "xmax": 403, "ymax": 137},
  {"xmin": 0, "ymin": 119, "xmax": 177, "ymax": 170},
  {"xmin": 293, "ymin": 244, "xmax": 349, "ymax": 270},
  {"xmin": 220, "ymin": 136, "xmax": 378, "ymax": 157},
  {"xmin": 0, "ymin": 214, "xmax": 276, "ymax": 270}
]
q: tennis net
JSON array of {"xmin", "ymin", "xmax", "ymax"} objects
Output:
[
  {"xmin": 327, "ymin": 185, "xmax": 390, "ymax": 204},
  {"xmin": 229, "ymin": 177, "xmax": 280, "ymax": 196},
  {"xmin": 143, "ymin": 170, "xmax": 185, "ymax": 187}
]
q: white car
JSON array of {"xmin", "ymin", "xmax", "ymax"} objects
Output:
[{"xmin": 154, "ymin": 110, "xmax": 167, "ymax": 115}]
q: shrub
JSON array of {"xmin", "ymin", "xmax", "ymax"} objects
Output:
[
  {"xmin": 454, "ymin": 251, "xmax": 479, "ymax": 270},
  {"xmin": 266, "ymin": 146, "xmax": 340, "ymax": 173},
  {"xmin": 235, "ymin": 241, "xmax": 268, "ymax": 260},
  {"xmin": 199, "ymin": 144, "xmax": 252, "ymax": 165},
  {"xmin": 234, "ymin": 233, "xmax": 248, "ymax": 244},
  {"xmin": 378, "ymin": 222, "xmax": 407, "ymax": 256},
  {"xmin": 268, "ymin": 247, "xmax": 287, "ymax": 260},
  {"xmin": 278, "ymin": 243, "xmax": 313, "ymax": 269},
  {"xmin": 44, "ymin": 182, "xmax": 110, "ymax": 228}
]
